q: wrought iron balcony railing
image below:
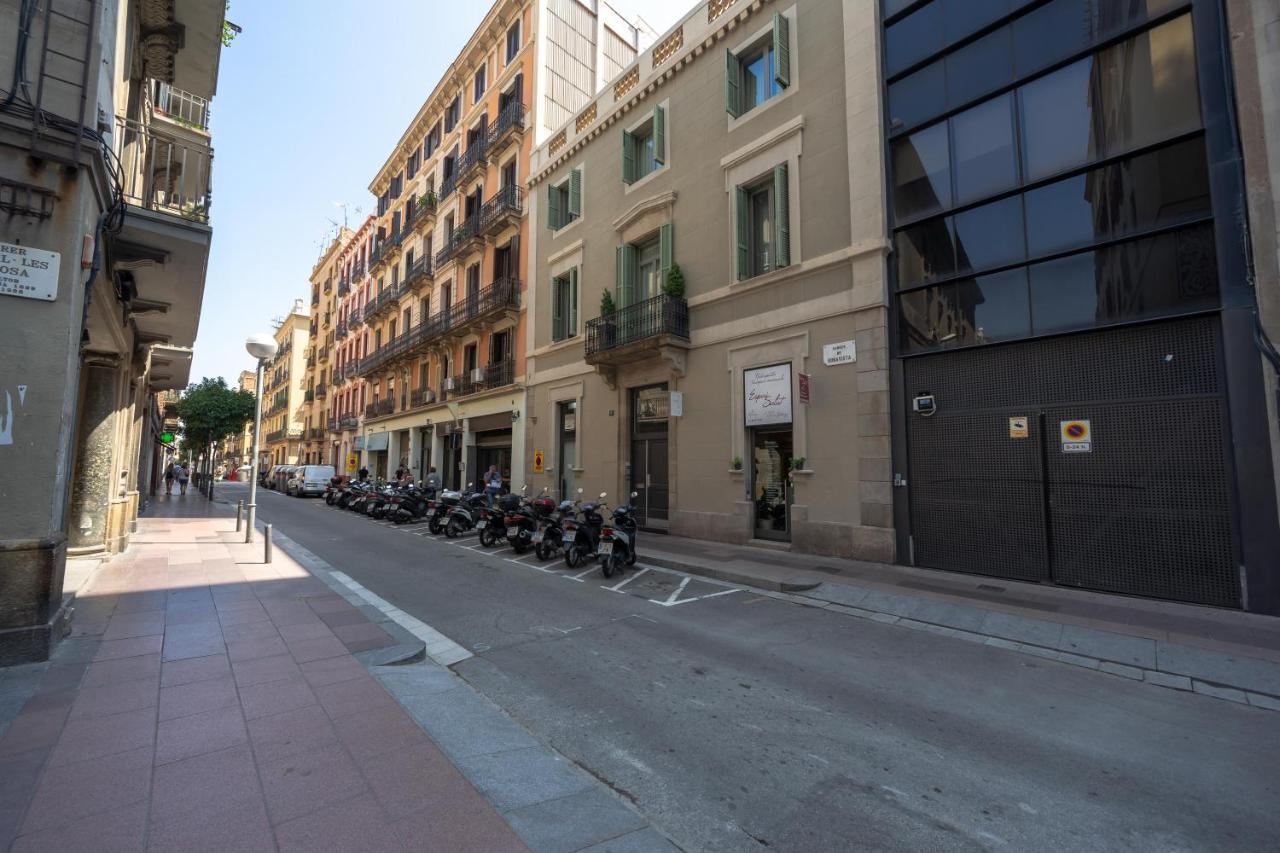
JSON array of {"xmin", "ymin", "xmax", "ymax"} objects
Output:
[
  {"xmin": 339, "ymin": 414, "xmax": 360, "ymax": 430},
  {"xmin": 449, "ymin": 359, "xmax": 514, "ymax": 398},
  {"xmin": 585, "ymin": 293, "xmax": 690, "ymax": 360},
  {"xmin": 151, "ymin": 81, "xmax": 211, "ymax": 130},
  {"xmin": 113, "ymin": 115, "xmax": 213, "ymax": 222},
  {"xmin": 480, "ymin": 186, "xmax": 523, "ymax": 235},
  {"xmin": 434, "ymin": 216, "xmax": 481, "ymax": 269},
  {"xmin": 487, "ymin": 101, "xmax": 526, "ymax": 150},
  {"xmin": 365, "ymin": 399, "xmax": 395, "ymax": 419}
]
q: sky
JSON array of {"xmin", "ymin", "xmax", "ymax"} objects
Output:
[{"xmin": 190, "ymin": 0, "xmax": 694, "ymax": 386}]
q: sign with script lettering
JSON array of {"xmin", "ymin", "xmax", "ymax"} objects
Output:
[
  {"xmin": 0, "ymin": 242, "xmax": 59, "ymax": 301},
  {"xmin": 744, "ymin": 363, "xmax": 793, "ymax": 427}
]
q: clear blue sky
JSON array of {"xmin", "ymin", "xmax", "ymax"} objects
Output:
[{"xmin": 191, "ymin": 0, "xmax": 689, "ymax": 386}]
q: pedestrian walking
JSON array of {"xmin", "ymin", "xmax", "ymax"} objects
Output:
[
  {"xmin": 424, "ymin": 466, "xmax": 441, "ymax": 496},
  {"xmin": 176, "ymin": 462, "xmax": 189, "ymax": 496},
  {"xmin": 164, "ymin": 462, "xmax": 175, "ymax": 495},
  {"xmin": 484, "ymin": 465, "xmax": 502, "ymax": 506},
  {"xmin": 359, "ymin": 466, "xmax": 369, "ymax": 482}
]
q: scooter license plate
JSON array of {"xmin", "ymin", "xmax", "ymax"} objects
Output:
[
  {"xmin": 507, "ymin": 526, "xmax": 520, "ymax": 538},
  {"xmin": 531, "ymin": 531, "xmax": 544, "ymax": 543},
  {"xmin": 476, "ymin": 520, "xmax": 486, "ymax": 529},
  {"xmin": 563, "ymin": 534, "xmax": 576, "ymax": 545},
  {"xmin": 597, "ymin": 542, "xmax": 613, "ymax": 556}
]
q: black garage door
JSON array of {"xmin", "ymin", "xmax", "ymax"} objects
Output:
[{"xmin": 904, "ymin": 316, "xmax": 1240, "ymax": 608}]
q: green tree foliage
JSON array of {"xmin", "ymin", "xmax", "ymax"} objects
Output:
[{"xmin": 175, "ymin": 377, "xmax": 256, "ymax": 450}]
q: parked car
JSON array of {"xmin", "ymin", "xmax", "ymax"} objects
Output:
[
  {"xmin": 263, "ymin": 465, "xmax": 282, "ymax": 488},
  {"xmin": 291, "ymin": 465, "xmax": 335, "ymax": 498}
]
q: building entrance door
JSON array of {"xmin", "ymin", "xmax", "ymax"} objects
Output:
[
  {"xmin": 751, "ymin": 429, "xmax": 792, "ymax": 541},
  {"xmin": 630, "ymin": 385, "xmax": 669, "ymax": 527}
]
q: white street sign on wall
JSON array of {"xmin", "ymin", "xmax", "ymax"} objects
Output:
[
  {"xmin": 823, "ymin": 340, "xmax": 856, "ymax": 365},
  {"xmin": 0, "ymin": 242, "xmax": 59, "ymax": 301},
  {"xmin": 744, "ymin": 364, "xmax": 793, "ymax": 427}
]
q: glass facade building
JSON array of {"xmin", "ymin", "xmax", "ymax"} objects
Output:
[{"xmin": 882, "ymin": 0, "xmax": 1280, "ymax": 611}]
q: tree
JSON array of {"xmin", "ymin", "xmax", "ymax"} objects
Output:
[{"xmin": 175, "ymin": 377, "xmax": 256, "ymax": 496}]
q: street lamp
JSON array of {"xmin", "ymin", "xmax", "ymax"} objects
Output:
[{"xmin": 245, "ymin": 333, "xmax": 278, "ymax": 543}]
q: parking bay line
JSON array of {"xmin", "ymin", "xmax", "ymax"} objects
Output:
[{"xmin": 603, "ymin": 567, "xmax": 650, "ymax": 593}]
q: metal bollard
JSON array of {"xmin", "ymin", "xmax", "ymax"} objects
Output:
[
  {"xmin": 235, "ymin": 500, "xmax": 244, "ymax": 532},
  {"xmin": 264, "ymin": 524, "xmax": 273, "ymax": 564}
]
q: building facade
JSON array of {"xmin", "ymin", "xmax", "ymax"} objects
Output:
[
  {"xmin": 879, "ymin": 0, "xmax": 1280, "ymax": 612},
  {"xmin": 352, "ymin": 0, "xmax": 649, "ymax": 489},
  {"xmin": 525, "ymin": 0, "xmax": 892, "ymax": 558},
  {"xmin": 264, "ymin": 301, "xmax": 310, "ymax": 467},
  {"xmin": 0, "ymin": 0, "xmax": 226, "ymax": 662},
  {"xmin": 303, "ymin": 230, "xmax": 351, "ymax": 465},
  {"xmin": 332, "ymin": 217, "xmax": 375, "ymax": 475},
  {"xmin": 220, "ymin": 370, "xmax": 256, "ymax": 477}
]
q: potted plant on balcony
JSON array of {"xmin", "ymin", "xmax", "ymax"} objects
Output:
[
  {"xmin": 663, "ymin": 263, "xmax": 685, "ymax": 299},
  {"xmin": 599, "ymin": 289, "xmax": 617, "ymax": 350}
]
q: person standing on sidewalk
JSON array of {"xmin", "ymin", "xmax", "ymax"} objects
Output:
[
  {"xmin": 176, "ymin": 462, "xmax": 189, "ymax": 496},
  {"xmin": 484, "ymin": 465, "xmax": 502, "ymax": 507},
  {"xmin": 164, "ymin": 462, "xmax": 176, "ymax": 495},
  {"xmin": 424, "ymin": 465, "xmax": 441, "ymax": 497}
]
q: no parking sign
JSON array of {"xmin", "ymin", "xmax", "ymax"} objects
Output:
[{"xmin": 1060, "ymin": 420, "xmax": 1091, "ymax": 453}]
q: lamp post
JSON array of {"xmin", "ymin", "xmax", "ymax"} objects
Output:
[{"xmin": 245, "ymin": 334, "xmax": 279, "ymax": 543}]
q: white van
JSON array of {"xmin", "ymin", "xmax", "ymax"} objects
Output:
[{"xmin": 293, "ymin": 465, "xmax": 336, "ymax": 497}]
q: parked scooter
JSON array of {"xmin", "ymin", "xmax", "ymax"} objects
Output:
[
  {"xmin": 502, "ymin": 488, "xmax": 541, "ymax": 554},
  {"xmin": 475, "ymin": 503, "xmax": 502, "ymax": 548},
  {"xmin": 563, "ymin": 489, "xmax": 605, "ymax": 569},
  {"xmin": 427, "ymin": 489, "xmax": 463, "ymax": 535},
  {"xmin": 391, "ymin": 483, "xmax": 433, "ymax": 524},
  {"xmin": 534, "ymin": 496, "xmax": 572, "ymax": 561},
  {"xmin": 446, "ymin": 486, "xmax": 489, "ymax": 538},
  {"xmin": 597, "ymin": 492, "xmax": 640, "ymax": 578}
]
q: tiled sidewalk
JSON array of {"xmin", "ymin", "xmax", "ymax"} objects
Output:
[{"xmin": 0, "ymin": 494, "xmax": 527, "ymax": 853}]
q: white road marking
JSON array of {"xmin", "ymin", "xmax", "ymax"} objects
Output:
[
  {"xmin": 604, "ymin": 567, "xmax": 650, "ymax": 593},
  {"xmin": 666, "ymin": 588, "xmax": 743, "ymax": 607},
  {"xmin": 658, "ymin": 576, "xmax": 690, "ymax": 604}
]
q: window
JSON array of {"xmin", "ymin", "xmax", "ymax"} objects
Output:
[
  {"xmin": 616, "ymin": 224, "xmax": 674, "ymax": 307},
  {"xmin": 622, "ymin": 110, "xmax": 664, "ymax": 184},
  {"xmin": 445, "ymin": 95, "xmax": 461, "ymax": 132},
  {"xmin": 390, "ymin": 173, "xmax": 403, "ymax": 198},
  {"xmin": 464, "ymin": 343, "xmax": 477, "ymax": 373},
  {"xmin": 552, "ymin": 269, "xmax": 579, "ymax": 341},
  {"xmin": 473, "ymin": 65, "xmax": 486, "ymax": 103},
  {"xmin": 407, "ymin": 150, "xmax": 419, "ymax": 179},
  {"xmin": 891, "ymin": 122, "xmax": 951, "ymax": 220},
  {"xmin": 501, "ymin": 159, "xmax": 517, "ymax": 189},
  {"xmin": 547, "ymin": 168, "xmax": 581, "ymax": 230},
  {"xmin": 951, "ymin": 94, "xmax": 1018, "ymax": 204},
  {"xmin": 726, "ymin": 13, "xmax": 791, "ymax": 117},
  {"xmin": 733, "ymin": 165, "xmax": 791, "ymax": 281},
  {"xmin": 426, "ymin": 122, "xmax": 441, "ymax": 157},
  {"xmin": 506, "ymin": 21, "xmax": 521, "ymax": 63},
  {"xmin": 490, "ymin": 329, "xmax": 511, "ymax": 364}
]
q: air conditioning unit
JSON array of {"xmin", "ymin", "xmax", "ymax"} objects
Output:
[
  {"xmin": 470, "ymin": 368, "xmax": 485, "ymax": 383},
  {"xmin": 443, "ymin": 377, "xmax": 456, "ymax": 391},
  {"xmin": 423, "ymin": 389, "xmax": 437, "ymax": 403}
]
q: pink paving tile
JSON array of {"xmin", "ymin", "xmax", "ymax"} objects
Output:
[
  {"xmin": 93, "ymin": 635, "xmax": 164, "ymax": 661},
  {"xmin": 332, "ymin": 704, "xmax": 431, "ymax": 761},
  {"xmin": 83, "ymin": 653, "xmax": 162, "ymax": 688},
  {"xmin": 114, "ymin": 591, "xmax": 168, "ymax": 613},
  {"xmin": 356, "ymin": 740, "xmax": 477, "ymax": 820},
  {"xmin": 161, "ymin": 623, "xmax": 226, "ymax": 662},
  {"xmin": 333, "ymin": 622, "xmax": 396, "ymax": 646},
  {"xmin": 21, "ymin": 745, "xmax": 153, "ymax": 833},
  {"xmin": 147, "ymin": 800, "xmax": 276, "ymax": 853},
  {"xmin": 239, "ymin": 673, "xmax": 318, "ymax": 720},
  {"xmin": 160, "ymin": 653, "xmax": 230, "ymax": 688},
  {"xmin": 163, "ymin": 604, "xmax": 219, "ymax": 626},
  {"xmin": 155, "ymin": 704, "xmax": 247, "ymax": 765},
  {"xmin": 0, "ymin": 706, "xmax": 70, "ymax": 757},
  {"xmin": 217, "ymin": 603, "xmax": 271, "ymax": 627},
  {"xmin": 102, "ymin": 611, "xmax": 167, "ymax": 641},
  {"xmin": 220, "ymin": 620, "xmax": 281, "ymax": 643},
  {"xmin": 47, "ymin": 706, "xmax": 156, "ymax": 767},
  {"xmin": 314, "ymin": 675, "xmax": 396, "ymax": 719},
  {"xmin": 258, "ymin": 742, "xmax": 371, "ymax": 825},
  {"xmin": 0, "ymin": 747, "xmax": 51, "ymax": 847},
  {"xmin": 274, "ymin": 792, "xmax": 404, "ymax": 853},
  {"xmin": 305, "ymin": 595, "xmax": 357, "ymax": 614},
  {"xmin": 158, "ymin": 675, "xmax": 239, "ymax": 721},
  {"xmin": 226, "ymin": 634, "xmax": 290, "ymax": 662},
  {"xmin": 392, "ymin": 797, "xmax": 528, "ymax": 853},
  {"xmin": 68, "ymin": 676, "xmax": 159, "ymax": 720},
  {"xmin": 277, "ymin": 622, "xmax": 335, "ymax": 643},
  {"xmin": 232, "ymin": 653, "xmax": 303, "ymax": 687},
  {"xmin": 286, "ymin": 635, "xmax": 350, "ymax": 664},
  {"xmin": 317, "ymin": 608, "xmax": 368, "ymax": 628},
  {"xmin": 264, "ymin": 602, "xmax": 326, "ymax": 628},
  {"xmin": 299, "ymin": 655, "xmax": 369, "ymax": 688},
  {"xmin": 11, "ymin": 801, "xmax": 147, "ymax": 853},
  {"xmin": 247, "ymin": 704, "xmax": 339, "ymax": 764},
  {"xmin": 150, "ymin": 743, "xmax": 263, "ymax": 827}
]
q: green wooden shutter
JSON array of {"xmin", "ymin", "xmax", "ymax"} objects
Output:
[
  {"xmin": 568, "ymin": 168, "xmax": 582, "ymax": 218},
  {"xmin": 569, "ymin": 268, "xmax": 579, "ymax": 336},
  {"xmin": 659, "ymin": 223, "xmax": 673, "ymax": 284},
  {"xmin": 735, "ymin": 186, "xmax": 750, "ymax": 280},
  {"xmin": 622, "ymin": 131, "xmax": 636, "ymax": 184},
  {"xmin": 774, "ymin": 162, "xmax": 790, "ymax": 269},
  {"xmin": 551, "ymin": 276, "xmax": 564, "ymax": 340},
  {"xmin": 616, "ymin": 243, "xmax": 637, "ymax": 306},
  {"xmin": 615, "ymin": 245, "xmax": 625, "ymax": 307},
  {"xmin": 725, "ymin": 49, "xmax": 741, "ymax": 117},
  {"xmin": 774, "ymin": 12, "xmax": 790, "ymax": 89},
  {"xmin": 653, "ymin": 106, "xmax": 666, "ymax": 165},
  {"xmin": 547, "ymin": 184, "xmax": 561, "ymax": 230}
]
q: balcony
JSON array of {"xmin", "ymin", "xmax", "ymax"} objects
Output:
[
  {"xmin": 352, "ymin": 260, "xmax": 366, "ymax": 280},
  {"xmin": 457, "ymin": 138, "xmax": 488, "ymax": 183},
  {"xmin": 309, "ymin": 320, "xmax": 318, "ymax": 335},
  {"xmin": 438, "ymin": 172, "xmax": 459, "ymax": 204},
  {"xmin": 304, "ymin": 390, "xmax": 315, "ymax": 403},
  {"xmin": 487, "ymin": 101, "xmax": 526, "ymax": 155},
  {"xmin": 450, "ymin": 359, "xmax": 514, "ymax": 399},
  {"xmin": 410, "ymin": 388, "xmax": 438, "ymax": 409},
  {"xmin": 349, "ymin": 306, "xmax": 363, "ymax": 327},
  {"xmin": 481, "ymin": 186, "xmax": 523, "ymax": 237},
  {"xmin": 404, "ymin": 256, "xmax": 433, "ymax": 292},
  {"xmin": 366, "ymin": 281, "xmax": 407, "ymax": 321},
  {"xmin": 339, "ymin": 414, "xmax": 360, "ymax": 431},
  {"xmin": 265, "ymin": 429, "xmax": 283, "ymax": 444},
  {"xmin": 327, "ymin": 417, "xmax": 338, "ymax": 432},
  {"xmin": 109, "ymin": 115, "xmax": 214, "ymax": 349},
  {"xmin": 336, "ymin": 319, "xmax": 348, "ymax": 338},
  {"xmin": 311, "ymin": 292, "xmax": 320, "ymax": 307},
  {"xmin": 318, "ymin": 346, "xmax": 328, "ymax": 360},
  {"xmin": 151, "ymin": 81, "xmax": 211, "ymax": 131},
  {"xmin": 365, "ymin": 399, "xmax": 395, "ymax": 419},
  {"xmin": 338, "ymin": 278, "xmax": 350, "ymax": 297},
  {"xmin": 306, "ymin": 356, "xmax": 316, "ymax": 369},
  {"xmin": 434, "ymin": 216, "xmax": 482, "ymax": 270},
  {"xmin": 316, "ymin": 386, "xmax": 328, "ymax": 399},
  {"xmin": 323, "ymin": 278, "xmax": 332, "ymax": 294},
  {"xmin": 585, "ymin": 294, "xmax": 690, "ymax": 369},
  {"xmin": 343, "ymin": 362, "xmax": 358, "ymax": 380},
  {"xmin": 410, "ymin": 193, "xmax": 438, "ymax": 233}
]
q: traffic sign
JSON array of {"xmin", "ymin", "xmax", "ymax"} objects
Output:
[
  {"xmin": 533, "ymin": 449, "xmax": 545, "ymax": 474},
  {"xmin": 1060, "ymin": 419, "xmax": 1091, "ymax": 453}
]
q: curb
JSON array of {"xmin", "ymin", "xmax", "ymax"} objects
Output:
[{"xmin": 640, "ymin": 552, "xmax": 822, "ymax": 592}]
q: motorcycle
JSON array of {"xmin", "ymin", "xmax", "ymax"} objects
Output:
[
  {"xmin": 563, "ymin": 489, "xmax": 605, "ymax": 570},
  {"xmin": 428, "ymin": 489, "xmax": 463, "ymax": 535},
  {"xmin": 502, "ymin": 489, "xmax": 540, "ymax": 555},
  {"xmin": 598, "ymin": 492, "xmax": 640, "ymax": 578},
  {"xmin": 476, "ymin": 503, "xmax": 502, "ymax": 548},
  {"xmin": 391, "ymin": 483, "xmax": 434, "ymax": 524},
  {"xmin": 533, "ymin": 497, "xmax": 571, "ymax": 561},
  {"xmin": 446, "ymin": 487, "xmax": 489, "ymax": 539}
]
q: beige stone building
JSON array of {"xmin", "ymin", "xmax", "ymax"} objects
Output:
[
  {"xmin": 524, "ymin": 0, "xmax": 891, "ymax": 558},
  {"xmin": 218, "ymin": 370, "xmax": 257, "ymax": 476},
  {"xmin": 303, "ymin": 230, "xmax": 351, "ymax": 466},
  {"xmin": 332, "ymin": 217, "xmax": 375, "ymax": 476},
  {"xmin": 263, "ymin": 301, "xmax": 310, "ymax": 467}
]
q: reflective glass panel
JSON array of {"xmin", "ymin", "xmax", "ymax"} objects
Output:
[
  {"xmin": 1095, "ymin": 15, "xmax": 1200, "ymax": 158},
  {"xmin": 889, "ymin": 61, "xmax": 945, "ymax": 131},
  {"xmin": 945, "ymin": 26, "xmax": 1013, "ymax": 108},
  {"xmin": 951, "ymin": 95, "xmax": 1018, "ymax": 204},
  {"xmin": 1018, "ymin": 57, "xmax": 1100, "ymax": 181},
  {"xmin": 943, "ymin": 0, "xmax": 1012, "ymax": 43},
  {"xmin": 954, "ymin": 269, "xmax": 1031, "ymax": 344},
  {"xmin": 896, "ymin": 216, "xmax": 956, "ymax": 288},
  {"xmin": 892, "ymin": 122, "xmax": 952, "ymax": 220},
  {"xmin": 953, "ymin": 196, "xmax": 1025, "ymax": 274},
  {"xmin": 886, "ymin": 2, "xmax": 944, "ymax": 76}
]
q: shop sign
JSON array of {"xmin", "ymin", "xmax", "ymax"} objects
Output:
[
  {"xmin": 1008, "ymin": 416, "xmax": 1028, "ymax": 439},
  {"xmin": 669, "ymin": 391, "xmax": 683, "ymax": 417},
  {"xmin": 353, "ymin": 435, "xmax": 365, "ymax": 451},
  {"xmin": 797, "ymin": 373, "xmax": 810, "ymax": 404},
  {"xmin": 1060, "ymin": 419, "xmax": 1091, "ymax": 453},
  {"xmin": 533, "ymin": 449, "xmax": 545, "ymax": 473},
  {"xmin": 562, "ymin": 413, "xmax": 576, "ymax": 432},
  {"xmin": 365, "ymin": 432, "xmax": 389, "ymax": 451},
  {"xmin": 346, "ymin": 453, "xmax": 358, "ymax": 473},
  {"xmin": 636, "ymin": 387, "xmax": 669, "ymax": 422},
  {"xmin": 822, "ymin": 340, "xmax": 856, "ymax": 366},
  {"xmin": 744, "ymin": 364, "xmax": 793, "ymax": 427},
  {"xmin": 0, "ymin": 242, "xmax": 59, "ymax": 301}
]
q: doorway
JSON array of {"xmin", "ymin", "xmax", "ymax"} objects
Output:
[
  {"xmin": 558, "ymin": 401, "xmax": 577, "ymax": 501},
  {"xmin": 751, "ymin": 428, "xmax": 792, "ymax": 541},
  {"xmin": 630, "ymin": 385, "xmax": 670, "ymax": 527}
]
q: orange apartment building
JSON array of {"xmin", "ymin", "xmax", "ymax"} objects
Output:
[
  {"xmin": 353, "ymin": 0, "xmax": 651, "ymax": 488},
  {"xmin": 331, "ymin": 217, "xmax": 376, "ymax": 472}
]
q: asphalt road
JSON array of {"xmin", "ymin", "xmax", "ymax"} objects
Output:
[{"xmin": 229, "ymin": 482, "xmax": 1279, "ymax": 852}]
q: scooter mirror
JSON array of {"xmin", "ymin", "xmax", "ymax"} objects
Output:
[
  {"xmin": 467, "ymin": 482, "xmax": 474, "ymax": 488},
  {"xmin": 599, "ymin": 491, "xmax": 608, "ymax": 499},
  {"xmin": 577, "ymin": 488, "xmax": 583, "ymax": 494},
  {"xmin": 630, "ymin": 492, "xmax": 638, "ymax": 498}
]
